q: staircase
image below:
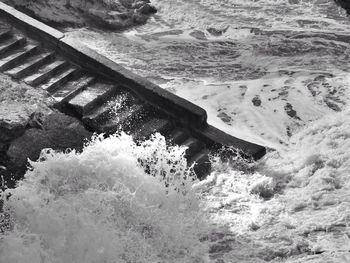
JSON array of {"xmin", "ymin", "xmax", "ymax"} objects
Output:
[{"xmin": 0, "ymin": 23, "xmax": 212, "ymax": 178}]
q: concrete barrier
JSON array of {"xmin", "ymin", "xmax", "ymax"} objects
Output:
[
  {"xmin": 0, "ymin": 2, "xmax": 207, "ymax": 128},
  {"xmin": 0, "ymin": 1, "xmax": 266, "ymax": 159}
]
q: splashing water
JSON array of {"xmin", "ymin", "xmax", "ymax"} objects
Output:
[
  {"xmin": 197, "ymin": 106, "xmax": 350, "ymax": 262},
  {"xmin": 66, "ymin": 0, "xmax": 350, "ymax": 148},
  {"xmin": 1, "ymin": 107, "xmax": 350, "ymax": 262},
  {"xmin": 0, "ymin": 134, "xmax": 209, "ymax": 263},
  {"xmin": 1, "ymin": 0, "xmax": 350, "ymax": 262}
]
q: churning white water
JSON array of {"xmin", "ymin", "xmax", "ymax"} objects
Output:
[
  {"xmin": 66, "ymin": 0, "xmax": 350, "ymax": 148},
  {"xmin": 1, "ymin": 109, "xmax": 350, "ymax": 262},
  {"xmin": 1, "ymin": 0, "xmax": 350, "ymax": 262}
]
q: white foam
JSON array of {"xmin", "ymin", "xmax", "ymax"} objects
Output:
[
  {"xmin": 0, "ymin": 134, "xmax": 209, "ymax": 263},
  {"xmin": 5, "ymin": 1, "xmax": 350, "ymax": 261},
  {"xmin": 2, "ymin": 108, "xmax": 350, "ymax": 262}
]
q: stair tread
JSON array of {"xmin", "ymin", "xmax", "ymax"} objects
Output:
[
  {"xmin": 168, "ymin": 128, "xmax": 190, "ymax": 145},
  {"xmin": 0, "ymin": 36, "xmax": 25, "ymax": 54},
  {"xmin": 68, "ymin": 81, "xmax": 116, "ymax": 115},
  {"xmin": 0, "ymin": 28, "xmax": 12, "ymax": 41},
  {"xmin": 6, "ymin": 51, "xmax": 54, "ymax": 77},
  {"xmin": 134, "ymin": 118, "xmax": 172, "ymax": 140},
  {"xmin": 189, "ymin": 149, "xmax": 211, "ymax": 179},
  {"xmin": 183, "ymin": 137, "xmax": 200, "ymax": 146},
  {"xmin": 40, "ymin": 67, "xmax": 78, "ymax": 92},
  {"xmin": 83, "ymin": 90, "xmax": 136, "ymax": 123},
  {"xmin": 52, "ymin": 75, "xmax": 95, "ymax": 103},
  {"xmin": 23, "ymin": 59, "xmax": 68, "ymax": 86},
  {"xmin": 97, "ymin": 103, "xmax": 146, "ymax": 133},
  {"xmin": 189, "ymin": 149, "xmax": 210, "ymax": 164},
  {"xmin": 181, "ymin": 137, "xmax": 203, "ymax": 159},
  {"xmin": 0, "ymin": 44, "xmax": 38, "ymax": 70}
]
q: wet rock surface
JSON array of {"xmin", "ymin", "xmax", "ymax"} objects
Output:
[
  {"xmin": 284, "ymin": 103, "xmax": 301, "ymax": 120},
  {"xmin": 335, "ymin": 0, "xmax": 350, "ymax": 14},
  {"xmin": 7, "ymin": 112, "xmax": 91, "ymax": 178},
  {"xmin": 0, "ymin": 74, "xmax": 91, "ymax": 188},
  {"xmin": 0, "ymin": 75, "xmax": 53, "ymax": 143},
  {"xmin": 3, "ymin": 112, "xmax": 91, "ymax": 188},
  {"xmin": 252, "ymin": 95, "xmax": 262, "ymax": 107},
  {"xmin": 3, "ymin": 0, "xmax": 157, "ymax": 30}
]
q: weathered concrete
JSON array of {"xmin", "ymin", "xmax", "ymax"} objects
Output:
[
  {"xmin": 0, "ymin": 73, "xmax": 92, "ymax": 187},
  {"xmin": 0, "ymin": 2, "xmax": 208, "ymax": 128},
  {"xmin": 194, "ymin": 125, "xmax": 266, "ymax": 160},
  {"xmin": 0, "ymin": 2, "xmax": 266, "ymax": 180},
  {"xmin": 0, "ymin": 2, "xmax": 64, "ymax": 40},
  {"xmin": 59, "ymin": 38, "xmax": 208, "ymax": 128}
]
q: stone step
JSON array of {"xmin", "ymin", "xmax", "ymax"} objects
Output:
[
  {"xmin": 0, "ymin": 29, "xmax": 12, "ymax": 42},
  {"xmin": 168, "ymin": 128, "xmax": 190, "ymax": 145},
  {"xmin": 23, "ymin": 59, "xmax": 68, "ymax": 86},
  {"xmin": 0, "ymin": 44, "xmax": 38, "ymax": 71},
  {"xmin": 0, "ymin": 36, "xmax": 26, "ymax": 56},
  {"xmin": 133, "ymin": 118, "xmax": 173, "ymax": 141},
  {"xmin": 40, "ymin": 66, "xmax": 79, "ymax": 93},
  {"xmin": 181, "ymin": 137, "xmax": 203, "ymax": 159},
  {"xmin": 96, "ymin": 103, "xmax": 148, "ymax": 134},
  {"xmin": 68, "ymin": 81, "xmax": 117, "ymax": 115},
  {"xmin": 82, "ymin": 90, "xmax": 137, "ymax": 127},
  {"xmin": 189, "ymin": 149, "xmax": 211, "ymax": 179},
  {"xmin": 6, "ymin": 51, "xmax": 54, "ymax": 79},
  {"xmin": 51, "ymin": 75, "xmax": 95, "ymax": 103}
]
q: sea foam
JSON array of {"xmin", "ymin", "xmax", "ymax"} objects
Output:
[{"xmin": 0, "ymin": 133, "xmax": 209, "ymax": 263}]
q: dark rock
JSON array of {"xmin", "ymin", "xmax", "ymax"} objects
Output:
[
  {"xmin": 27, "ymin": 111, "xmax": 45, "ymax": 129},
  {"xmin": 137, "ymin": 3, "xmax": 157, "ymax": 15},
  {"xmin": 7, "ymin": 112, "xmax": 91, "ymax": 175},
  {"xmin": 7, "ymin": 129, "xmax": 52, "ymax": 169},
  {"xmin": 0, "ymin": 104, "xmax": 29, "ymax": 142},
  {"xmin": 324, "ymin": 98, "xmax": 341, "ymax": 112},
  {"xmin": 4, "ymin": 0, "xmax": 157, "ymax": 31},
  {"xmin": 0, "ymin": 73, "xmax": 53, "ymax": 142},
  {"xmin": 189, "ymin": 30, "xmax": 207, "ymax": 40},
  {"xmin": 119, "ymin": 0, "xmax": 133, "ymax": 9},
  {"xmin": 252, "ymin": 95, "xmax": 262, "ymax": 107},
  {"xmin": 0, "ymin": 142, "xmax": 7, "ymax": 152},
  {"xmin": 284, "ymin": 103, "xmax": 301, "ymax": 120},
  {"xmin": 217, "ymin": 112, "xmax": 232, "ymax": 123},
  {"xmin": 132, "ymin": 1, "xmax": 147, "ymax": 9},
  {"xmin": 0, "ymin": 125, "xmax": 25, "ymax": 143},
  {"xmin": 335, "ymin": 0, "xmax": 350, "ymax": 14},
  {"xmin": 207, "ymin": 26, "xmax": 229, "ymax": 36}
]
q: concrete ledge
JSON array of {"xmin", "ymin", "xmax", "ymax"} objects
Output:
[
  {"xmin": 196, "ymin": 125, "xmax": 266, "ymax": 160},
  {"xmin": 59, "ymin": 38, "xmax": 208, "ymax": 127},
  {"xmin": 0, "ymin": 2, "xmax": 64, "ymax": 40},
  {"xmin": 0, "ymin": 1, "xmax": 266, "ymax": 157},
  {"xmin": 0, "ymin": 2, "xmax": 207, "ymax": 128}
]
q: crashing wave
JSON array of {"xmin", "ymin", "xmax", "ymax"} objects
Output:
[{"xmin": 0, "ymin": 133, "xmax": 209, "ymax": 263}]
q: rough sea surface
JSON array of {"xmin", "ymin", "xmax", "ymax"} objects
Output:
[
  {"xmin": 1, "ymin": 0, "xmax": 350, "ymax": 262},
  {"xmin": 66, "ymin": 0, "xmax": 350, "ymax": 148}
]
